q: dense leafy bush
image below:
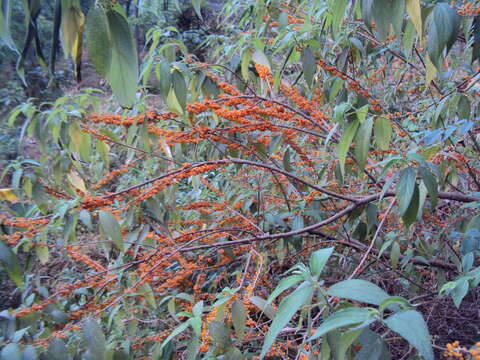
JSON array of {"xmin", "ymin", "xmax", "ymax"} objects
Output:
[{"xmin": 1, "ymin": 0, "xmax": 480, "ymax": 359}]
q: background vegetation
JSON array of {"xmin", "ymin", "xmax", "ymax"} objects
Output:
[{"xmin": 1, "ymin": 0, "xmax": 480, "ymax": 359}]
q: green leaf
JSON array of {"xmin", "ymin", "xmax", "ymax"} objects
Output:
[
  {"xmin": 260, "ymin": 282, "xmax": 313, "ymax": 358},
  {"xmin": 309, "ymin": 247, "xmax": 334, "ymax": 277},
  {"xmin": 401, "ymin": 183, "xmax": 420, "ymax": 228},
  {"xmin": 330, "ymin": 0, "xmax": 349, "ymax": 37},
  {"xmin": 396, "ymin": 167, "xmax": 417, "ymax": 217},
  {"xmin": 161, "ymin": 321, "xmax": 190, "ymax": 349},
  {"xmin": 354, "ymin": 117, "xmax": 374, "ymax": 171},
  {"xmin": 191, "ymin": 0, "xmax": 202, "ymax": 20},
  {"xmin": 309, "ymin": 307, "xmax": 373, "ymax": 341},
  {"xmin": 366, "ymin": 0, "xmax": 405, "ymax": 41},
  {"xmin": 249, "ymin": 296, "xmax": 276, "ymax": 320},
  {"xmin": 301, "ymin": 46, "xmax": 316, "ymax": 87},
  {"xmin": 354, "ymin": 329, "xmax": 391, "ymax": 360},
  {"xmin": 283, "ymin": 148, "xmax": 293, "ymax": 172},
  {"xmin": 0, "ymin": 343, "xmax": 21, "ymax": 360},
  {"xmin": 390, "ymin": 241, "xmax": 400, "ymax": 270},
  {"xmin": 0, "ymin": 0, "xmax": 17, "ymax": 51},
  {"xmin": 337, "ymin": 119, "xmax": 360, "ymax": 176},
  {"xmin": 427, "ymin": 3, "xmax": 460, "ymax": 68},
  {"xmin": 209, "ymin": 321, "xmax": 232, "ymax": 349},
  {"xmin": 106, "ymin": 9, "xmax": 138, "ymax": 108},
  {"xmin": 374, "ymin": 117, "xmax": 391, "ymax": 151},
  {"xmin": 99, "ymin": 210, "xmax": 123, "ymax": 251},
  {"xmin": 140, "ymin": 282, "xmax": 157, "ymax": 309},
  {"xmin": 0, "ymin": 241, "xmax": 23, "ymax": 289},
  {"xmin": 379, "ymin": 296, "xmax": 412, "ymax": 313},
  {"xmin": 172, "ymin": 70, "xmax": 187, "ymax": 111},
  {"xmin": 406, "ymin": 0, "xmax": 422, "ymax": 41},
  {"xmin": 232, "ymin": 300, "xmax": 246, "ymax": 340},
  {"xmin": 82, "ymin": 319, "xmax": 106, "ymax": 360},
  {"xmin": 266, "ymin": 274, "xmax": 303, "ymax": 304},
  {"xmin": 86, "ymin": 5, "xmax": 112, "ymax": 77},
  {"xmin": 327, "ymin": 279, "xmax": 389, "ymax": 306},
  {"xmin": 384, "ymin": 310, "xmax": 434, "ymax": 360},
  {"xmin": 47, "ymin": 339, "xmax": 70, "ymax": 360},
  {"xmin": 418, "ymin": 167, "xmax": 438, "ymax": 209},
  {"xmin": 22, "ymin": 345, "xmax": 37, "ymax": 360},
  {"xmin": 451, "ymin": 277, "xmax": 469, "ymax": 308},
  {"xmin": 156, "ymin": 62, "xmax": 171, "ymax": 100}
]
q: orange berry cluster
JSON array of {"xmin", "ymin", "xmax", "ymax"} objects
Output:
[
  {"xmin": 86, "ymin": 111, "xmax": 175, "ymax": 127},
  {"xmin": 92, "ymin": 163, "xmax": 134, "ymax": 190},
  {"xmin": 317, "ymin": 59, "xmax": 382, "ymax": 112},
  {"xmin": 444, "ymin": 341, "xmax": 480, "ymax": 360},
  {"xmin": 454, "ymin": 1, "xmax": 480, "ymax": 16},
  {"xmin": 66, "ymin": 245, "xmax": 106, "ymax": 272},
  {"xmin": 254, "ymin": 62, "xmax": 271, "ymax": 80}
]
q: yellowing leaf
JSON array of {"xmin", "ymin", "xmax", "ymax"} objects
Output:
[
  {"xmin": 67, "ymin": 171, "xmax": 87, "ymax": 193},
  {"xmin": 425, "ymin": 54, "xmax": 437, "ymax": 84},
  {"xmin": 0, "ymin": 188, "xmax": 19, "ymax": 203},
  {"xmin": 158, "ymin": 137, "xmax": 173, "ymax": 160},
  {"xmin": 406, "ymin": 0, "xmax": 422, "ymax": 45},
  {"xmin": 36, "ymin": 244, "xmax": 49, "ymax": 265},
  {"xmin": 252, "ymin": 50, "xmax": 271, "ymax": 71},
  {"xmin": 61, "ymin": 6, "xmax": 85, "ymax": 81}
]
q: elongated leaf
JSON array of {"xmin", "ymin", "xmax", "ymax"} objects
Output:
[
  {"xmin": 61, "ymin": 5, "xmax": 84, "ymax": 60},
  {"xmin": 209, "ymin": 321, "xmax": 232, "ymax": 349},
  {"xmin": 330, "ymin": 0, "xmax": 348, "ymax": 37},
  {"xmin": 418, "ymin": 166, "xmax": 438, "ymax": 208},
  {"xmin": 402, "ymin": 183, "xmax": 420, "ymax": 228},
  {"xmin": 396, "ymin": 167, "xmax": 416, "ymax": 216},
  {"xmin": 99, "ymin": 210, "xmax": 123, "ymax": 251},
  {"xmin": 141, "ymin": 282, "xmax": 156, "ymax": 309},
  {"xmin": 106, "ymin": 9, "xmax": 138, "ymax": 108},
  {"xmin": 67, "ymin": 171, "xmax": 86, "ymax": 193},
  {"xmin": 172, "ymin": 70, "xmax": 187, "ymax": 111},
  {"xmin": 374, "ymin": 117, "xmax": 391, "ymax": 150},
  {"xmin": 384, "ymin": 310, "xmax": 433, "ymax": 360},
  {"xmin": 156, "ymin": 61, "xmax": 171, "ymax": 100},
  {"xmin": 337, "ymin": 119, "xmax": 359, "ymax": 176},
  {"xmin": 22, "ymin": 345, "xmax": 37, "ymax": 360},
  {"xmin": 232, "ymin": 300, "xmax": 246, "ymax": 340},
  {"xmin": 0, "ymin": 188, "xmax": 19, "ymax": 202},
  {"xmin": 309, "ymin": 247, "xmax": 334, "ymax": 277},
  {"xmin": 266, "ymin": 274, "xmax": 303, "ymax": 304},
  {"xmin": 0, "ymin": 241, "xmax": 23, "ymax": 289},
  {"xmin": 86, "ymin": 5, "xmax": 112, "ymax": 77},
  {"xmin": 355, "ymin": 117, "xmax": 373, "ymax": 171},
  {"xmin": 82, "ymin": 319, "xmax": 106, "ymax": 360},
  {"xmin": 249, "ymin": 296, "xmax": 276, "ymax": 320},
  {"xmin": 406, "ymin": 0, "xmax": 422, "ymax": 42},
  {"xmin": 427, "ymin": 3, "xmax": 460, "ymax": 68},
  {"xmin": 327, "ymin": 279, "xmax": 389, "ymax": 306},
  {"xmin": 0, "ymin": 0, "xmax": 17, "ymax": 51},
  {"xmin": 260, "ymin": 282, "xmax": 313, "ymax": 358},
  {"xmin": 47, "ymin": 339, "xmax": 70, "ymax": 360},
  {"xmin": 367, "ymin": 0, "xmax": 405, "ymax": 41},
  {"xmin": 309, "ymin": 307, "xmax": 372, "ymax": 341},
  {"xmin": 0, "ymin": 343, "xmax": 21, "ymax": 360},
  {"xmin": 191, "ymin": 0, "xmax": 202, "ymax": 20},
  {"xmin": 161, "ymin": 321, "xmax": 190, "ymax": 349},
  {"xmin": 354, "ymin": 329, "xmax": 391, "ymax": 360},
  {"xmin": 301, "ymin": 46, "xmax": 316, "ymax": 87}
]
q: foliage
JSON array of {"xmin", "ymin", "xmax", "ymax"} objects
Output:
[{"xmin": 1, "ymin": 0, "xmax": 480, "ymax": 359}]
